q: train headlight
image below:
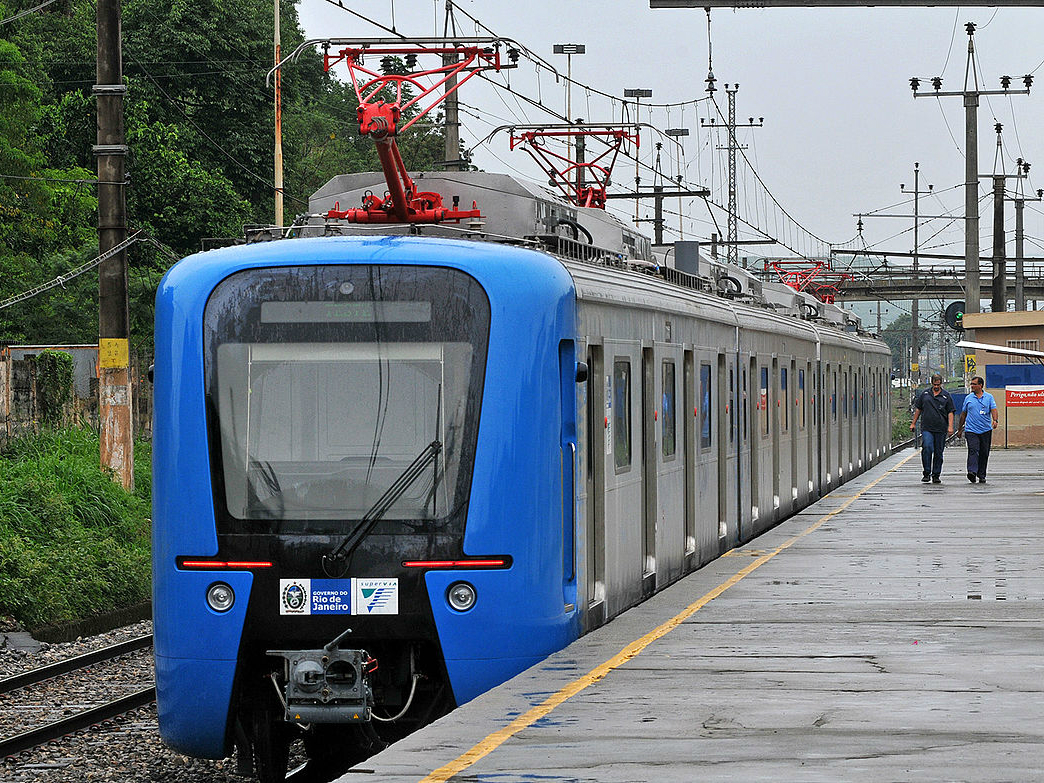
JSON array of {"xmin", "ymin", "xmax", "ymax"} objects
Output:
[
  {"xmin": 447, "ymin": 581, "xmax": 477, "ymax": 612},
  {"xmin": 206, "ymin": 582, "xmax": 235, "ymax": 613}
]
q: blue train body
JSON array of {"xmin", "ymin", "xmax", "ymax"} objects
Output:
[{"xmin": 153, "ymin": 236, "xmax": 581, "ymax": 769}]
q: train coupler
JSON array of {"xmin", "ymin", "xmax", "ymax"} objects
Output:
[{"xmin": 267, "ymin": 644, "xmax": 375, "ymax": 723}]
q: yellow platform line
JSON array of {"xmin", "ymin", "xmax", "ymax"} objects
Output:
[{"xmin": 420, "ymin": 452, "xmax": 916, "ymax": 783}]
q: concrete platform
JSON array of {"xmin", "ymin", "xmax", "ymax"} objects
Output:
[{"xmin": 339, "ymin": 448, "xmax": 1044, "ymax": 782}]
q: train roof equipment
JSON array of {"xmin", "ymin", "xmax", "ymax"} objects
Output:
[
  {"xmin": 270, "ymin": 37, "xmax": 517, "ymax": 225},
  {"xmin": 501, "ymin": 123, "xmax": 641, "ymax": 209}
]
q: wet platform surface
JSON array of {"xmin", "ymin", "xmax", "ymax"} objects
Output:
[{"xmin": 339, "ymin": 448, "xmax": 1044, "ymax": 782}]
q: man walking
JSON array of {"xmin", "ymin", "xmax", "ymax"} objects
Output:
[
  {"xmin": 910, "ymin": 373, "xmax": 955, "ymax": 484},
  {"xmin": 957, "ymin": 376, "xmax": 999, "ymax": 483}
]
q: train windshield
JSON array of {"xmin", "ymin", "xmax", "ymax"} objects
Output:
[{"xmin": 203, "ymin": 264, "xmax": 490, "ymax": 531}]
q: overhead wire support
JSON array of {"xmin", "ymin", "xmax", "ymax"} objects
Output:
[
  {"xmin": 910, "ymin": 21, "xmax": 1032, "ymax": 314},
  {"xmin": 503, "ymin": 123, "xmax": 641, "ymax": 209},
  {"xmin": 271, "ymin": 37, "xmax": 518, "ymax": 224}
]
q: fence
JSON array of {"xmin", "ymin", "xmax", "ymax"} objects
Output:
[{"xmin": 0, "ymin": 345, "xmax": 152, "ymax": 448}]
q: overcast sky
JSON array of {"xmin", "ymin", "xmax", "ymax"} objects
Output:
[{"xmin": 296, "ymin": 1, "xmax": 1044, "ymax": 277}]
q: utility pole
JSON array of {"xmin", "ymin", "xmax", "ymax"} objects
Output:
[
  {"xmin": 702, "ymin": 81, "xmax": 763, "ymax": 267},
  {"xmin": 273, "ymin": 0, "xmax": 283, "ymax": 227},
  {"xmin": 901, "ymin": 163, "xmax": 931, "ymax": 382},
  {"xmin": 981, "ymin": 124, "xmax": 1035, "ymax": 313},
  {"xmin": 623, "ymin": 88, "xmax": 652, "ymax": 223},
  {"xmin": 1007, "ymin": 159, "xmax": 1042, "ymax": 311},
  {"xmin": 95, "ymin": 0, "xmax": 133, "ymax": 489},
  {"xmin": 442, "ymin": 3, "xmax": 463, "ymax": 171},
  {"xmin": 910, "ymin": 22, "xmax": 1032, "ymax": 314},
  {"xmin": 665, "ymin": 127, "xmax": 689, "ymax": 238},
  {"xmin": 990, "ymin": 168, "xmax": 1006, "ymax": 313},
  {"xmin": 553, "ymin": 44, "xmax": 585, "ymax": 192}
]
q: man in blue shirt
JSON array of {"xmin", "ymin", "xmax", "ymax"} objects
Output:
[
  {"xmin": 957, "ymin": 375, "xmax": 999, "ymax": 483},
  {"xmin": 910, "ymin": 373, "xmax": 955, "ymax": 484}
]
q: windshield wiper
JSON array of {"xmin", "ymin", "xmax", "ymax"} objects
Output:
[{"xmin": 321, "ymin": 440, "xmax": 442, "ymax": 577}]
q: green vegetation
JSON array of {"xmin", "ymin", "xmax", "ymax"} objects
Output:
[
  {"xmin": 34, "ymin": 349, "xmax": 74, "ymax": 426},
  {"xmin": 0, "ymin": 0, "xmax": 449, "ymax": 352},
  {"xmin": 0, "ymin": 427, "xmax": 152, "ymax": 630},
  {"xmin": 891, "ymin": 386, "xmax": 913, "ymax": 443}
]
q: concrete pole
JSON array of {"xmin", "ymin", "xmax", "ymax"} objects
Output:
[
  {"xmin": 274, "ymin": 0, "xmax": 283, "ymax": 227},
  {"xmin": 443, "ymin": 53, "xmax": 460, "ymax": 170},
  {"xmin": 965, "ymin": 92, "xmax": 980, "ymax": 313},
  {"xmin": 911, "ymin": 163, "xmax": 920, "ymax": 382},
  {"xmin": 1015, "ymin": 195, "xmax": 1026, "ymax": 311},
  {"xmin": 991, "ymin": 174, "xmax": 1006, "ymax": 312},
  {"xmin": 95, "ymin": 0, "xmax": 133, "ymax": 490}
]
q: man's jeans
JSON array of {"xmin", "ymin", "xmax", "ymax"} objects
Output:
[
  {"xmin": 921, "ymin": 429, "xmax": 945, "ymax": 477},
  {"xmin": 965, "ymin": 430, "xmax": 993, "ymax": 478}
]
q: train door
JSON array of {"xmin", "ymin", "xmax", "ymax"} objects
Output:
[
  {"xmin": 736, "ymin": 359, "xmax": 752, "ymax": 547},
  {"xmin": 833, "ymin": 367, "xmax": 841, "ymax": 486},
  {"xmin": 583, "ymin": 343, "xmax": 606, "ymax": 631},
  {"xmin": 695, "ymin": 354, "xmax": 719, "ymax": 558},
  {"xmin": 716, "ymin": 353, "xmax": 729, "ymax": 548},
  {"xmin": 749, "ymin": 356, "xmax": 760, "ymax": 529},
  {"xmin": 771, "ymin": 357, "xmax": 781, "ymax": 519},
  {"xmin": 683, "ymin": 350, "xmax": 696, "ymax": 566},
  {"xmin": 814, "ymin": 360, "xmax": 823, "ymax": 494},
  {"xmin": 785, "ymin": 361, "xmax": 793, "ymax": 509},
  {"xmin": 655, "ymin": 344, "xmax": 685, "ymax": 586},
  {"xmin": 641, "ymin": 347, "xmax": 656, "ymax": 597},
  {"xmin": 803, "ymin": 362, "xmax": 812, "ymax": 501},
  {"xmin": 839, "ymin": 367, "xmax": 847, "ymax": 478},
  {"xmin": 602, "ymin": 340, "xmax": 643, "ymax": 619},
  {"xmin": 730, "ymin": 359, "xmax": 739, "ymax": 547},
  {"xmin": 823, "ymin": 363, "xmax": 833, "ymax": 489}
]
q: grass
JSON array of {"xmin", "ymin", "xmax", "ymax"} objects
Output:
[
  {"xmin": 891, "ymin": 386, "xmax": 914, "ymax": 443},
  {"xmin": 0, "ymin": 427, "xmax": 152, "ymax": 631}
]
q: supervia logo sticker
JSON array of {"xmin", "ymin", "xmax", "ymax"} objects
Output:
[{"xmin": 354, "ymin": 578, "xmax": 398, "ymax": 615}]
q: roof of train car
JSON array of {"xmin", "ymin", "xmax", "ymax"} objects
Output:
[{"xmin": 563, "ymin": 257, "xmax": 889, "ymax": 358}]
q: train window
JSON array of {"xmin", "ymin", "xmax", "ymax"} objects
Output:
[
  {"xmin": 781, "ymin": 367, "xmax": 789, "ymax": 432},
  {"xmin": 760, "ymin": 366, "xmax": 769, "ymax": 437},
  {"xmin": 204, "ymin": 264, "xmax": 490, "ymax": 529},
  {"xmin": 798, "ymin": 369, "xmax": 805, "ymax": 429},
  {"xmin": 843, "ymin": 373, "xmax": 849, "ymax": 418},
  {"xmin": 613, "ymin": 359, "xmax": 631, "ymax": 470},
  {"xmin": 729, "ymin": 367, "xmax": 735, "ymax": 444},
  {"xmin": 742, "ymin": 368, "xmax": 748, "ymax": 441},
  {"xmin": 662, "ymin": 361, "xmax": 676, "ymax": 458},
  {"xmin": 832, "ymin": 371, "xmax": 837, "ymax": 422},
  {"xmin": 700, "ymin": 363, "xmax": 712, "ymax": 449}
]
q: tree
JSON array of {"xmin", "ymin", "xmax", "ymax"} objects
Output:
[
  {"xmin": 880, "ymin": 313, "xmax": 934, "ymax": 375},
  {"xmin": 0, "ymin": 0, "xmax": 450, "ymax": 348}
]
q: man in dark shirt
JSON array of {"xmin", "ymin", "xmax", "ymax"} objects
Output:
[{"xmin": 910, "ymin": 373, "xmax": 955, "ymax": 484}]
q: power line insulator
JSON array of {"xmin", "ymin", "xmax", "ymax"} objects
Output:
[
  {"xmin": 931, "ymin": 77, "xmax": 943, "ymax": 91},
  {"xmin": 1001, "ymin": 75, "xmax": 1012, "ymax": 90},
  {"xmin": 909, "ymin": 77, "xmax": 920, "ymax": 92},
  {"xmin": 1023, "ymin": 74, "xmax": 1034, "ymax": 89}
]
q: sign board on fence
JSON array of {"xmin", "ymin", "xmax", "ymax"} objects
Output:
[{"xmin": 1005, "ymin": 386, "xmax": 1044, "ymax": 407}]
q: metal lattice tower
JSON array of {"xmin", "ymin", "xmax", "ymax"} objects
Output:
[{"xmin": 726, "ymin": 85, "xmax": 738, "ymax": 266}]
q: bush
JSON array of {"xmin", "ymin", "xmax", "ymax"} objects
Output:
[
  {"xmin": 34, "ymin": 348, "xmax": 74, "ymax": 426},
  {"xmin": 0, "ymin": 426, "xmax": 152, "ymax": 630}
]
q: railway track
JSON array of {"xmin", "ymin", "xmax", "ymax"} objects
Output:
[{"xmin": 0, "ymin": 635, "xmax": 155, "ymax": 758}]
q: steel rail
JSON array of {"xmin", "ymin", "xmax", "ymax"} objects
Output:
[
  {"xmin": 0, "ymin": 687, "xmax": 156, "ymax": 758},
  {"xmin": 0, "ymin": 635, "xmax": 153, "ymax": 695}
]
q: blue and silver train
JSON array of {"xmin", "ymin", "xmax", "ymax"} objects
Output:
[{"xmin": 152, "ymin": 171, "xmax": 891, "ymax": 781}]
